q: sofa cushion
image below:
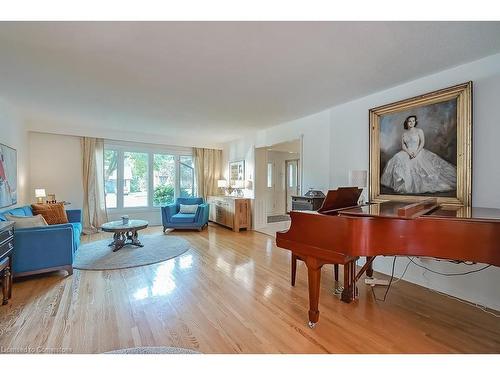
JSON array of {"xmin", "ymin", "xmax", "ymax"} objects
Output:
[
  {"xmin": 4, "ymin": 213, "xmax": 48, "ymax": 229},
  {"xmin": 9, "ymin": 206, "xmax": 33, "ymax": 217},
  {"xmin": 31, "ymin": 203, "xmax": 69, "ymax": 225},
  {"xmin": 179, "ymin": 204, "xmax": 199, "ymax": 214},
  {"xmin": 171, "ymin": 213, "xmax": 196, "ymax": 223},
  {"xmin": 177, "ymin": 197, "xmax": 204, "ymax": 205},
  {"xmin": 0, "ymin": 205, "xmax": 33, "ymax": 221}
]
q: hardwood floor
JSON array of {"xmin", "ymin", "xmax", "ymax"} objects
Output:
[{"xmin": 1, "ymin": 224, "xmax": 499, "ymax": 354}]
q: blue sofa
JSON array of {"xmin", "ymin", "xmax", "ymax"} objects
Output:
[
  {"xmin": 161, "ymin": 197, "xmax": 209, "ymax": 232},
  {"xmin": 0, "ymin": 205, "xmax": 82, "ymax": 277}
]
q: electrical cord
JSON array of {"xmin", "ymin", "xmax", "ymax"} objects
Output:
[
  {"xmin": 370, "ymin": 256, "xmax": 396, "ymax": 302},
  {"xmin": 368, "ymin": 256, "xmax": 499, "ymax": 318},
  {"xmin": 406, "ymin": 257, "xmax": 491, "ymax": 276},
  {"xmin": 392, "ymin": 258, "xmax": 412, "ymax": 284}
]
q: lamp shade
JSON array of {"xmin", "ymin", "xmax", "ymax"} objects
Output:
[
  {"xmin": 217, "ymin": 179, "xmax": 228, "ymax": 188},
  {"xmin": 349, "ymin": 170, "xmax": 367, "ymax": 188},
  {"xmin": 35, "ymin": 188, "xmax": 46, "ymax": 198}
]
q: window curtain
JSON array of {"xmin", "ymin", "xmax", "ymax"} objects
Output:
[
  {"xmin": 82, "ymin": 137, "xmax": 108, "ymax": 234},
  {"xmin": 193, "ymin": 148, "xmax": 222, "ymax": 200}
]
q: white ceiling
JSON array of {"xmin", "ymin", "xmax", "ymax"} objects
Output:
[{"xmin": 1, "ymin": 22, "xmax": 500, "ymax": 146}]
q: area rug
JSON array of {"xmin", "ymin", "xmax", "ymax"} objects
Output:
[
  {"xmin": 73, "ymin": 234, "xmax": 191, "ymax": 271},
  {"xmin": 105, "ymin": 346, "xmax": 200, "ymax": 354}
]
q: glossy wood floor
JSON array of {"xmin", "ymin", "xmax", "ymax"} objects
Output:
[{"xmin": 1, "ymin": 224, "xmax": 499, "ymax": 354}]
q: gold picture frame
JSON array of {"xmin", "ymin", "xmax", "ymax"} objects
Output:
[{"xmin": 369, "ymin": 82, "xmax": 472, "ymax": 206}]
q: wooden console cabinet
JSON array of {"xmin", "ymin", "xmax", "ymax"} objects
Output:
[{"xmin": 207, "ymin": 196, "xmax": 251, "ymax": 232}]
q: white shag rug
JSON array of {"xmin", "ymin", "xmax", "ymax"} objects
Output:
[
  {"xmin": 105, "ymin": 346, "xmax": 200, "ymax": 354},
  {"xmin": 74, "ymin": 234, "xmax": 191, "ymax": 271}
]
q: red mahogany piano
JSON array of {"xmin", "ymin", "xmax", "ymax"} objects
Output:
[{"xmin": 275, "ymin": 187, "xmax": 500, "ymax": 328}]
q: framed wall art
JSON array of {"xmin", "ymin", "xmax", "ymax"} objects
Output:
[
  {"xmin": 229, "ymin": 160, "xmax": 245, "ymax": 183},
  {"xmin": 0, "ymin": 142, "xmax": 17, "ymax": 208},
  {"xmin": 369, "ymin": 81, "xmax": 472, "ymax": 206}
]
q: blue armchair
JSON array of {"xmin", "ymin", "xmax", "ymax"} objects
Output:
[
  {"xmin": 161, "ymin": 197, "xmax": 209, "ymax": 232},
  {"xmin": 0, "ymin": 205, "xmax": 82, "ymax": 277}
]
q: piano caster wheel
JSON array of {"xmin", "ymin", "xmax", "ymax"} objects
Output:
[
  {"xmin": 334, "ymin": 285, "xmax": 344, "ymax": 295},
  {"xmin": 308, "ymin": 321, "xmax": 316, "ymax": 329}
]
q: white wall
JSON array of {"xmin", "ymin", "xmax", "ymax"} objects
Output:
[
  {"xmin": 0, "ymin": 99, "xmax": 29, "ymax": 206},
  {"xmin": 221, "ymin": 52, "xmax": 500, "ymax": 310},
  {"xmin": 29, "ymin": 132, "xmax": 84, "ymax": 209},
  {"xmin": 256, "ymin": 110, "xmax": 331, "ymax": 193},
  {"xmin": 222, "ymin": 110, "xmax": 331, "ymax": 200}
]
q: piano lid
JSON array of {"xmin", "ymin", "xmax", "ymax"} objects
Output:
[
  {"xmin": 427, "ymin": 206, "xmax": 500, "ymax": 221},
  {"xmin": 339, "ymin": 200, "xmax": 500, "ymax": 222},
  {"xmin": 339, "ymin": 200, "xmax": 438, "ymax": 219}
]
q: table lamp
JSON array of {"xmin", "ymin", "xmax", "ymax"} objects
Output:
[
  {"xmin": 348, "ymin": 170, "xmax": 367, "ymax": 204},
  {"xmin": 218, "ymin": 179, "xmax": 228, "ymax": 195},
  {"xmin": 35, "ymin": 188, "xmax": 46, "ymax": 204}
]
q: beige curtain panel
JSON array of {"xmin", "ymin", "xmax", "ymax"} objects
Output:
[
  {"xmin": 82, "ymin": 137, "xmax": 108, "ymax": 234},
  {"xmin": 193, "ymin": 148, "xmax": 222, "ymax": 200}
]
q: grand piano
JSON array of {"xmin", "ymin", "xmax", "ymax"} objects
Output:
[{"xmin": 276, "ymin": 187, "xmax": 500, "ymax": 328}]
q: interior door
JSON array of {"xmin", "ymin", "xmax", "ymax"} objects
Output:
[{"xmin": 285, "ymin": 159, "xmax": 299, "ymax": 213}]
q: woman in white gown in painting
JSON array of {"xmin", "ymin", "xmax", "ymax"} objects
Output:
[{"xmin": 381, "ymin": 115, "xmax": 456, "ymax": 194}]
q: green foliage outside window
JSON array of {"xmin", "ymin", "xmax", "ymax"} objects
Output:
[
  {"xmin": 153, "ymin": 185, "xmax": 175, "ymax": 206},
  {"xmin": 126, "ymin": 152, "xmax": 148, "ymax": 193},
  {"xmin": 153, "ymin": 185, "xmax": 190, "ymax": 206}
]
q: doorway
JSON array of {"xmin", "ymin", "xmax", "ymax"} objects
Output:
[
  {"xmin": 285, "ymin": 159, "xmax": 299, "ymax": 213},
  {"xmin": 253, "ymin": 138, "xmax": 301, "ymax": 236}
]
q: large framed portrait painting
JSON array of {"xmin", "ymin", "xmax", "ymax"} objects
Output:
[
  {"xmin": 0, "ymin": 143, "xmax": 17, "ymax": 208},
  {"xmin": 369, "ymin": 82, "xmax": 472, "ymax": 206}
]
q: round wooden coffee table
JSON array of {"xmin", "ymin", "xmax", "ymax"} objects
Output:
[{"xmin": 101, "ymin": 220, "xmax": 149, "ymax": 252}]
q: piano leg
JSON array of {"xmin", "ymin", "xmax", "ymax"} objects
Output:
[
  {"xmin": 305, "ymin": 257, "xmax": 323, "ymax": 328},
  {"xmin": 334, "ymin": 264, "xmax": 339, "ymax": 282},
  {"xmin": 341, "ymin": 260, "xmax": 356, "ymax": 303},
  {"xmin": 366, "ymin": 256, "xmax": 374, "ymax": 278},
  {"xmin": 291, "ymin": 254, "xmax": 298, "ymax": 286}
]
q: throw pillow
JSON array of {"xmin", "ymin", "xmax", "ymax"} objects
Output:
[
  {"xmin": 4, "ymin": 213, "xmax": 48, "ymax": 229},
  {"xmin": 179, "ymin": 204, "xmax": 199, "ymax": 214},
  {"xmin": 31, "ymin": 203, "xmax": 69, "ymax": 225}
]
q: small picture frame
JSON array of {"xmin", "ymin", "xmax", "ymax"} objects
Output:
[{"xmin": 229, "ymin": 160, "xmax": 245, "ymax": 183}]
